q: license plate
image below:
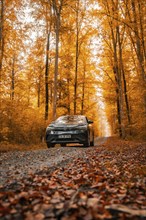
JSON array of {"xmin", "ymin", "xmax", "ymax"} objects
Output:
[{"xmin": 59, "ymin": 135, "xmax": 71, "ymax": 138}]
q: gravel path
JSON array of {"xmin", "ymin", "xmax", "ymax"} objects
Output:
[
  {"xmin": 0, "ymin": 137, "xmax": 145, "ymax": 220},
  {"xmin": 0, "ymin": 137, "xmax": 107, "ymax": 186}
]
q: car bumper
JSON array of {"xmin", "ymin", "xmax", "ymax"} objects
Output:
[{"xmin": 46, "ymin": 132, "xmax": 88, "ymax": 145}]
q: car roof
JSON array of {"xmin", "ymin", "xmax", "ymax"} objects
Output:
[{"xmin": 57, "ymin": 115, "xmax": 86, "ymax": 120}]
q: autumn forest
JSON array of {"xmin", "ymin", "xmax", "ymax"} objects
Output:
[{"xmin": 0, "ymin": 0, "xmax": 145, "ymax": 144}]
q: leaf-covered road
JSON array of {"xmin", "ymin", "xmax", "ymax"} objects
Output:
[
  {"xmin": 0, "ymin": 137, "xmax": 146, "ymax": 219},
  {"xmin": 0, "ymin": 138, "xmax": 107, "ymax": 186}
]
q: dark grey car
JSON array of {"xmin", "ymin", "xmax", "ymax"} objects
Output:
[{"xmin": 45, "ymin": 115, "xmax": 94, "ymax": 148}]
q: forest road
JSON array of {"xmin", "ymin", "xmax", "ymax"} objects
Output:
[
  {"xmin": 0, "ymin": 136, "xmax": 107, "ymax": 186},
  {"xmin": 0, "ymin": 137, "xmax": 146, "ymax": 219}
]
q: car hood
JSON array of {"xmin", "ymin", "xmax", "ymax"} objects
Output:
[{"xmin": 50, "ymin": 123, "xmax": 87, "ymax": 128}]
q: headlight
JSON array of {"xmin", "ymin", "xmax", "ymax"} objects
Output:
[
  {"xmin": 80, "ymin": 130, "xmax": 87, "ymax": 133},
  {"xmin": 77, "ymin": 125, "xmax": 87, "ymax": 132},
  {"xmin": 46, "ymin": 126, "xmax": 53, "ymax": 132}
]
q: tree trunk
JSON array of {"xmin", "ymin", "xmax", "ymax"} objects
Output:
[
  {"xmin": 52, "ymin": 0, "xmax": 63, "ymax": 120},
  {"xmin": 67, "ymin": 73, "xmax": 70, "ymax": 114},
  {"xmin": 0, "ymin": 0, "xmax": 4, "ymax": 81},
  {"xmin": 81, "ymin": 66, "xmax": 85, "ymax": 115},
  {"xmin": 53, "ymin": 16, "xmax": 59, "ymax": 120},
  {"xmin": 105, "ymin": 0, "xmax": 124, "ymax": 137},
  {"xmin": 131, "ymin": 0, "xmax": 146, "ymax": 112},
  {"xmin": 112, "ymin": 37, "xmax": 124, "ymax": 138},
  {"xmin": 138, "ymin": 1, "xmax": 146, "ymax": 59},
  {"xmin": 37, "ymin": 79, "xmax": 40, "ymax": 108},
  {"xmin": 45, "ymin": 32, "xmax": 51, "ymax": 120},
  {"xmin": 117, "ymin": 26, "xmax": 131, "ymax": 129},
  {"xmin": 107, "ymin": 0, "xmax": 125, "ymax": 138},
  {"xmin": 74, "ymin": 0, "xmax": 79, "ymax": 115},
  {"xmin": 11, "ymin": 56, "xmax": 15, "ymax": 101}
]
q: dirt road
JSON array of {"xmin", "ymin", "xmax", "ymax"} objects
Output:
[
  {"xmin": 0, "ymin": 137, "xmax": 107, "ymax": 186},
  {"xmin": 0, "ymin": 137, "xmax": 145, "ymax": 219}
]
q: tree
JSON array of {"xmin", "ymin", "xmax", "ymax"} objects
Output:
[
  {"xmin": 98, "ymin": 0, "xmax": 145, "ymax": 139},
  {"xmin": 44, "ymin": 2, "xmax": 52, "ymax": 120},
  {"xmin": 126, "ymin": 0, "xmax": 146, "ymax": 113},
  {"xmin": 0, "ymin": 0, "xmax": 4, "ymax": 81},
  {"xmin": 52, "ymin": 0, "xmax": 64, "ymax": 120},
  {"xmin": 74, "ymin": 0, "xmax": 79, "ymax": 114}
]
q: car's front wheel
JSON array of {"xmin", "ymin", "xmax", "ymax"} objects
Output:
[
  {"xmin": 60, "ymin": 143, "xmax": 66, "ymax": 147},
  {"xmin": 47, "ymin": 143, "xmax": 55, "ymax": 148},
  {"xmin": 83, "ymin": 135, "xmax": 90, "ymax": 147},
  {"xmin": 90, "ymin": 135, "xmax": 94, "ymax": 146},
  {"xmin": 90, "ymin": 139, "xmax": 94, "ymax": 146}
]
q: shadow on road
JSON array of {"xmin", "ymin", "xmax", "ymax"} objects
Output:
[
  {"xmin": 58, "ymin": 137, "xmax": 109, "ymax": 148},
  {"xmin": 94, "ymin": 136, "xmax": 108, "ymax": 146}
]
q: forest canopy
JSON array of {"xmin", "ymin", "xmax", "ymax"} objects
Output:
[{"xmin": 0, "ymin": 0, "xmax": 145, "ymax": 144}]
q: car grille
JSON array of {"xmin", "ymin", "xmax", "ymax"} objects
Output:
[{"xmin": 51, "ymin": 130, "xmax": 79, "ymax": 134}]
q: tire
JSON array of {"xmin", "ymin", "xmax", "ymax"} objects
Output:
[
  {"xmin": 90, "ymin": 135, "xmax": 94, "ymax": 146},
  {"xmin": 83, "ymin": 144, "xmax": 89, "ymax": 147},
  {"xmin": 90, "ymin": 139, "xmax": 94, "ymax": 146},
  {"xmin": 60, "ymin": 143, "xmax": 66, "ymax": 147},
  {"xmin": 83, "ymin": 135, "xmax": 90, "ymax": 147},
  {"xmin": 90, "ymin": 131, "xmax": 94, "ymax": 146},
  {"xmin": 47, "ymin": 143, "xmax": 55, "ymax": 148}
]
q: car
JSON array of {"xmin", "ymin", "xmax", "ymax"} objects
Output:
[{"xmin": 45, "ymin": 115, "xmax": 94, "ymax": 148}]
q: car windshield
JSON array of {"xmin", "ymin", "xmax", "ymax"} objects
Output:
[{"xmin": 55, "ymin": 115, "xmax": 86, "ymax": 124}]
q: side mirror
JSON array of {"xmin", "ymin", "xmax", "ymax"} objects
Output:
[{"xmin": 88, "ymin": 120, "xmax": 93, "ymax": 124}]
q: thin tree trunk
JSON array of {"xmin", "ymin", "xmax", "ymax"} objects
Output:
[
  {"xmin": 0, "ymin": 0, "xmax": 3, "ymax": 138},
  {"xmin": 74, "ymin": 0, "xmax": 79, "ymax": 115},
  {"xmin": 11, "ymin": 56, "xmax": 15, "ymax": 101},
  {"xmin": 117, "ymin": 26, "xmax": 131, "ymax": 127},
  {"xmin": 138, "ymin": 0, "xmax": 146, "ymax": 114},
  {"xmin": 0, "ymin": 0, "xmax": 4, "ymax": 81},
  {"xmin": 112, "ymin": 36, "xmax": 123, "ymax": 138},
  {"xmin": 81, "ymin": 66, "xmax": 85, "ymax": 115},
  {"xmin": 45, "ymin": 32, "xmax": 51, "ymax": 120},
  {"xmin": 67, "ymin": 73, "xmax": 70, "ymax": 114},
  {"xmin": 131, "ymin": 0, "xmax": 146, "ymax": 112},
  {"xmin": 117, "ymin": 25, "xmax": 125, "ymax": 138},
  {"xmin": 105, "ymin": 0, "xmax": 124, "ymax": 138},
  {"xmin": 53, "ymin": 17, "xmax": 59, "ymax": 120},
  {"xmin": 37, "ymin": 77, "xmax": 40, "ymax": 108},
  {"xmin": 138, "ymin": 1, "xmax": 146, "ymax": 59},
  {"xmin": 52, "ymin": 0, "xmax": 63, "ymax": 120}
]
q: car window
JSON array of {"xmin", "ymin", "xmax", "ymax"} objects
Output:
[{"xmin": 56, "ymin": 116, "xmax": 86, "ymax": 124}]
